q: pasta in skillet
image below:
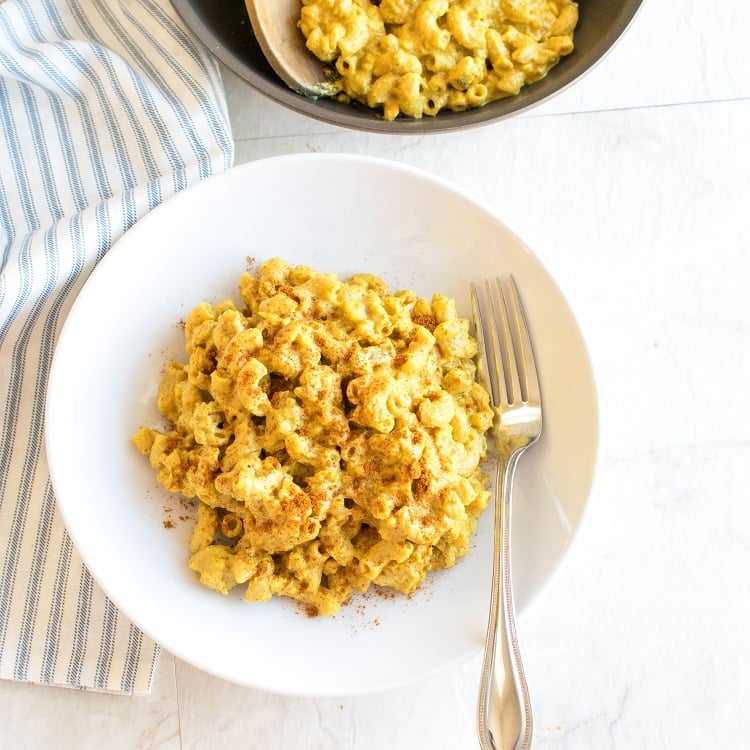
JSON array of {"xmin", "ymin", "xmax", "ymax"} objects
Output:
[{"xmin": 298, "ymin": 0, "xmax": 578, "ymax": 119}]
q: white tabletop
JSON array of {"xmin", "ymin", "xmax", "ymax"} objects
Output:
[{"xmin": 3, "ymin": 0, "xmax": 750, "ymax": 747}]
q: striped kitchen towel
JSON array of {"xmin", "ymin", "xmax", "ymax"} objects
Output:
[{"xmin": 0, "ymin": 0, "xmax": 233, "ymax": 693}]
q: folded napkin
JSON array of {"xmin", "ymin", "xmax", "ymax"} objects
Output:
[{"xmin": 0, "ymin": 0, "xmax": 233, "ymax": 694}]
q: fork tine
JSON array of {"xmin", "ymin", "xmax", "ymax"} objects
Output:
[
  {"xmin": 470, "ymin": 281, "xmax": 493, "ymax": 403},
  {"xmin": 505, "ymin": 275, "xmax": 541, "ymax": 406},
  {"xmin": 488, "ymin": 277, "xmax": 521, "ymax": 407},
  {"xmin": 471, "ymin": 280, "xmax": 504, "ymax": 408}
]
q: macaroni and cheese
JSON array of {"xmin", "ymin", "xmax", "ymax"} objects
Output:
[
  {"xmin": 299, "ymin": 0, "xmax": 578, "ymax": 120},
  {"xmin": 133, "ymin": 258, "xmax": 494, "ymax": 615}
]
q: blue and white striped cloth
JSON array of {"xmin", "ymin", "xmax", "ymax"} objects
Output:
[{"xmin": 0, "ymin": 0, "xmax": 233, "ymax": 693}]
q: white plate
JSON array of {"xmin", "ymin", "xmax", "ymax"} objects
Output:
[{"xmin": 46, "ymin": 154, "xmax": 598, "ymax": 696}]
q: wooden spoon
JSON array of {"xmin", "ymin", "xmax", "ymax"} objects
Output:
[{"xmin": 244, "ymin": 0, "xmax": 339, "ymax": 98}]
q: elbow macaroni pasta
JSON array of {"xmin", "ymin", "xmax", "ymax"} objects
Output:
[
  {"xmin": 299, "ymin": 0, "xmax": 578, "ymax": 120},
  {"xmin": 133, "ymin": 258, "xmax": 494, "ymax": 615}
]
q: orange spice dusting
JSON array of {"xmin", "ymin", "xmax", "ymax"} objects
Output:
[
  {"xmin": 160, "ymin": 494, "xmax": 196, "ymax": 530},
  {"xmin": 375, "ymin": 589, "xmax": 396, "ymax": 601},
  {"xmin": 278, "ymin": 284, "xmax": 301, "ymax": 303},
  {"xmin": 411, "ymin": 313, "xmax": 437, "ymax": 332},
  {"xmin": 411, "ymin": 475, "xmax": 429, "ymax": 495}
]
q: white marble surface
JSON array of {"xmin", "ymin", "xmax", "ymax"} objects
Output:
[{"xmin": 3, "ymin": 0, "xmax": 750, "ymax": 747}]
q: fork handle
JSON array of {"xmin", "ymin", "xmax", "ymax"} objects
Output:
[{"xmin": 477, "ymin": 450, "xmax": 533, "ymax": 750}]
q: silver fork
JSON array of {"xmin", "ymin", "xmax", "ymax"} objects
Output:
[{"xmin": 471, "ymin": 276, "xmax": 543, "ymax": 750}]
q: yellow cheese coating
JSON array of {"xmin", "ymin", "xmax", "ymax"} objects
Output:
[{"xmin": 132, "ymin": 258, "xmax": 494, "ymax": 615}]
